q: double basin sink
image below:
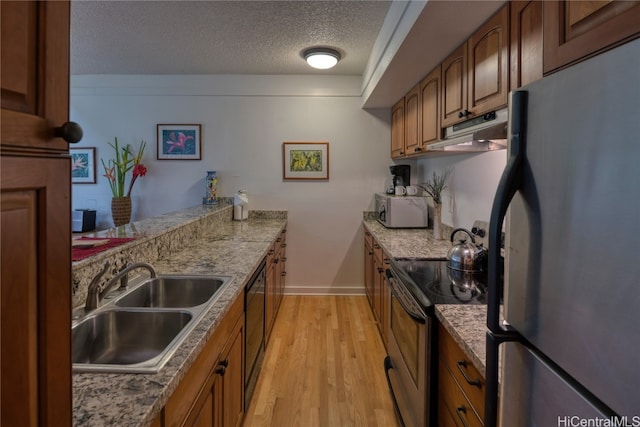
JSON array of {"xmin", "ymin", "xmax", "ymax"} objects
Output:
[{"xmin": 72, "ymin": 274, "xmax": 233, "ymax": 373}]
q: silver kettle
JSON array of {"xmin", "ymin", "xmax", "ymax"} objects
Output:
[{"xmin": 447, "ymin": 228, "xmax": 487, "ymax": 272}]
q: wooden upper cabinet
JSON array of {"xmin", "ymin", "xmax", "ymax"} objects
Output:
[
  {"xmin": 441, "ymin": 43, "xmax": 468, "ymax": 128},
  {"xmin": 442, "ymin": 4, "xmax": 509, "ymax": 128},
  {"xmin": 420, "ymin": 65, "xmax": 441, "ymax": 148},
  {"xmin": 1, "ymin": 1, "xmax": 70, "ymax": 153},
  {"xmin": 467, "ymin": 4, "xmax": 509, "ymax": 117},
  {"xmin": 391, "ymin": 98, "xmax": 405, "ymax": 158},
  {"xmin": 510, "ymin": 1, "xmax": 544, "ymax": 89},
  {"xmin": 543, "ymin": 1, "xmax": 640, "ymax": 73},
  {"xmin": 404, "ymin": 84, "xmax": 421, "ymax": 155}
]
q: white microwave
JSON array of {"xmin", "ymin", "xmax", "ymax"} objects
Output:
[{"xmin": 375, "ymin": 193, "xmax": 428, "ymax": 228}]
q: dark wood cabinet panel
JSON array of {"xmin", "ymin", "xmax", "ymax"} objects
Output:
[
  {"xmin": 391, "ymin": 98, "xmax": 405, "ymax": 158},
  {"xmin": 543, "ymin": 0, "xmax": 640, "ymax": 73},
  {"xmin": 1, "ymin": 1, "xmax": 70, "ymax": 153},
  {"xmin": 404, "ymin": 84, "xmax": 421, "ymax": 155},
  {"xmin": 420, "ymin": 65, "xmax": 441, "ymax": 148},
  {"xmin": 1, "ymin": 1, "xmax": 72, "ymax": 424},
  {"xmin": 1, "ymin": 155, "xmax": 72, "ymax": 426},
  {"xmin": 511, "ymin": 0, "xmax": 544, "ymax": 89},
  {"xmin": 441, "ymin": 43, "xmax": 468, "ymax": 128},
  {"xmin": 467, "ymin": 4, "xmax": 509, "ymax": 116}
]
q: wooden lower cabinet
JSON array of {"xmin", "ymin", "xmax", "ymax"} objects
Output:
[
  {"xmin": 438, "ymin": 324, "xmax": 486, "ymax": 427},
  {"xmin": 164, "ymin": 295, "xmax": 244, "ymax": 427},
  {"xmin": 364, "ymin": 230, "xmax": 390, "ymax": 348},
  {"xmin": 265, "ymin": 228, "xmax": 286, "ymax": 345},
  {"xmin": 364, "ymin": 231, "xmax": 374, "ymax": 309}
]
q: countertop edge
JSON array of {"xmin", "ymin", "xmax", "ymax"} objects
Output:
[{"xmin": 72, "ymin": 211, "xmax": 287, "ymax": 427}]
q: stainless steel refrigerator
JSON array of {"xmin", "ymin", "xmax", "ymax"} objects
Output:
[{"xmin": 485, "ymin": 38, "xmax": 640, "ymax": 426}]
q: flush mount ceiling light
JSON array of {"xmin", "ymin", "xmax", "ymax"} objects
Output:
[{"xmin": 304, "ymin": 47, "xmax": 341, "ymax": 70}]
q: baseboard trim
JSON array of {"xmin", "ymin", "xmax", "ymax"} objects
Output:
[{"xmin": 283, "ymin": 286, "xmax": 366, "ymax": 296}]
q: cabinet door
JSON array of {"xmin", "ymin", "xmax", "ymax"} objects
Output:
[
  {"xmin": 543, "ymin": 1, "xmax": 640, "ymax": 73},
  {"xmin": 1, "ymin": 155, "xmax": 72, "ymax": 426},
  {"xmin": 363, "ymin": 234, "xmax": 374, "ymax": 310},
  {"xmin": 391, "ymin": 98, "xmax": 405, "ymax": 158},
  {"xmin": 441, "ymin": 43, "xmax": 468, "ymax": 127},
  {"xmin": 0, "ymin": 1, "xmax": 72, "ymax": 425},
  {"xmin": 467, "ymin": 4, "xmax": 509, "ymax": 116},
  {"xmin": 420, "ymin": 65, "xmax": 441, "ymax": 148},
  {"xmin": 1, "ymin": 1, "xmax": 70, "ymax": 153},
  {"xmin": 404, "ymin": 84, "xmax": 421, "ymax": 155},
  {"xmin": 510, "ymin": 1, "xmax": 543, "ymax": 90},
  {"xmin": 221, "ymin": 318, "xmax": 244, "ymax": 427},
  {"xmin": 380, "ymin": 254, "xmax": 391, "ymax": 348},
  {"xmin": 265, "ymin": 252, "xmax": 276, "ymax": 346}
]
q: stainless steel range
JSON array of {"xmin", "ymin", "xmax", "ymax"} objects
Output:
[{"xmin": 384, "ymin": 223, "xmax": 494, "ymax": 427}]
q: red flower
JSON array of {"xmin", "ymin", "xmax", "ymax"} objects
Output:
[
  {"xmin": 132, "ymin": 163, "xmax": 147, "ymax": 178},
  {"xmin": 127, "ymin": 162, "xmax": 147, "ymax": 197}
]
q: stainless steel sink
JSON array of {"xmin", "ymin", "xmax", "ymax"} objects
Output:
[
  {"xmin": 72, "ymin": 273, "xmax": 233, "ymax": 373},
  {"xmin": 72, "ymin": 310, "xmax": 192, "ymax": 368},
  {"xmin": 116, "ymin": 276, "xmax": 228, "ymax": 308}
]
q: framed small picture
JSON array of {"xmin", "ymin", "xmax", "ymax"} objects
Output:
[
  {"xmin": 282, "ymin": 142, "xmax": 329, "ymax": 180},
  {"xmin": 157, "ymin": 124, "xmax": 202, "ymax": 160},
  {"xmin": 70, "ymin": 147, "xmax": 97, "ymax": 184}
]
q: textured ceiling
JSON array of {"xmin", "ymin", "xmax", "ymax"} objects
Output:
[{"xmin": 71, "ymin": 0, "xmax": 392, "ymax": 76}]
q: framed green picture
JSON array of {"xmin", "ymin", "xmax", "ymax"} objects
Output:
[{"xmin": 282, "ymin": 142, "xmax": 329, "ymax": 180}]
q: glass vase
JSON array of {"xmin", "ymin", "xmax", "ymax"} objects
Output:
[{"xmin": 433, "ymin": 203, "xmax": 443, "ymax": 240}]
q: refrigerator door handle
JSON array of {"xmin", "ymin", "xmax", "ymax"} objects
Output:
[
  {"xmin": 485, "ymin": 90, "xmax": 528, "ymax": 427},
  {"xmin": 487, "ymin": 89, "xmax": 528, "ymax": 333}
]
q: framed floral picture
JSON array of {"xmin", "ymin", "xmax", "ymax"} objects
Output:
[
  {"xmin": 157, "ymin": 124, "xmax": 202, "ymax": 160},
  {"xmin": 70, "ymin": 147, "xmax": 97, "ymax": 184},
  {"xmin": 282, "ymin": 142, "xmax": 329, "ymax": 180}
]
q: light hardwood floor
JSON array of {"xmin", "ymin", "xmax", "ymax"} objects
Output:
[{"xmin": 243, "ymin": 295, "xmax": 400, "ymax": 427}]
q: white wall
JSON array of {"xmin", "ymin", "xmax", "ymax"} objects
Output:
[
  {"xmin": 416, "ymin": 150, "xmax": 506, "ymax": 229},
  {"xmin": 70, "ymin": 75, "xmax": 392, "ymax": 294}
]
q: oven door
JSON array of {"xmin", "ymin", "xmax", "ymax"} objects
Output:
[{"xmin": 384, "ymin": 268, "xmax": 431, "ymax": 427}]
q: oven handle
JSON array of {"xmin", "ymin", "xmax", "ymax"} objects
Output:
[{"xmin": 385, "ymin": 269, "xmax": 426, "ymax": 324}]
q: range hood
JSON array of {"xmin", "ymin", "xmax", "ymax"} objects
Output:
[{"xmin": 427, "ymin": 108, "xmax": 508, "ymax": 153}]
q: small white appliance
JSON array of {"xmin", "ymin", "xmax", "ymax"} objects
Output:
[{"xmin": 375, "ymin": 193, "xmax": 428, "ymax": 229}]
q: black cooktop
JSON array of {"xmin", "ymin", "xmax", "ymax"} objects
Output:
[{"xmin": 390, "ymin": 257, "xmax": 488, "ymax": 309}]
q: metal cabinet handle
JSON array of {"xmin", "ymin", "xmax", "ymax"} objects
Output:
[
  {"xmin": 455, "ymin": 406, "xmax": 470, "ymax": 427},
  {"xmin": 457, "ymin": 109, "xmax": 472, "ymax": 119},
  {"xmin": 456, "ymin": 360, "xmax": 482, "ymax": 387},
  {"xmin": 54, "ymin": 121, "xmax": 83, "ymax": 144},
  {"xmin": 215, "ymin": 359, "xmax": 228, "ymax": 376}
]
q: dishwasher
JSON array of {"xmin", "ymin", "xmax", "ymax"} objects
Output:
[{"xmin": 244, "ymin": 257, "xmax": 266, "ymax": 409}]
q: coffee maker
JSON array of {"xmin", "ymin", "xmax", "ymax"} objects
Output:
[{"xmin": 389, "ymin": 164, "xmax": 411, "ymax": 189}]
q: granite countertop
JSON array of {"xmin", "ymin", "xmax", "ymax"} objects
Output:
[
  {"xmin": 73, "ymin": 207, "xmax": 287, "ymax": 427},
  {"xmin": 362, "ymin": 217, "xmax": 489, "ymax": 378}
]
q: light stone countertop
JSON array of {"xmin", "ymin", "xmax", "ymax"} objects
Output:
[
  {"xmin": 362, "ymin": 217, "xmax": 489, "ymax": 378},
  {"xmin": 72, "ymin": 207, "xmax": 287, "ymax": 427}
]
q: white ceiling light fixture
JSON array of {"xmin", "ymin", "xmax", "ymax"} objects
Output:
[{"xmin": 304, "ymin": 47, "xmax": 341, "ymax": 70}]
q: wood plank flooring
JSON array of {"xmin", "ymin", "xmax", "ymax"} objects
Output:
[{"xmin": 243, "ymin": 296, "xmax": 400, "ymax": 427}]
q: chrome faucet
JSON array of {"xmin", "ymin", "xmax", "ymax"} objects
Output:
[{"xmin": 85, "ymin": 261, "xmax": 157, "ymax": 311}]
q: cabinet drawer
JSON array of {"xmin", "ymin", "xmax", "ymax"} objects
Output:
[
  {"xmin": 439, "ymin": 324, "xmax": 485, "ymax": 420},
  {"xmin": 439, "ymin": 360, "xmax": 484, "ymax": 427}
]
